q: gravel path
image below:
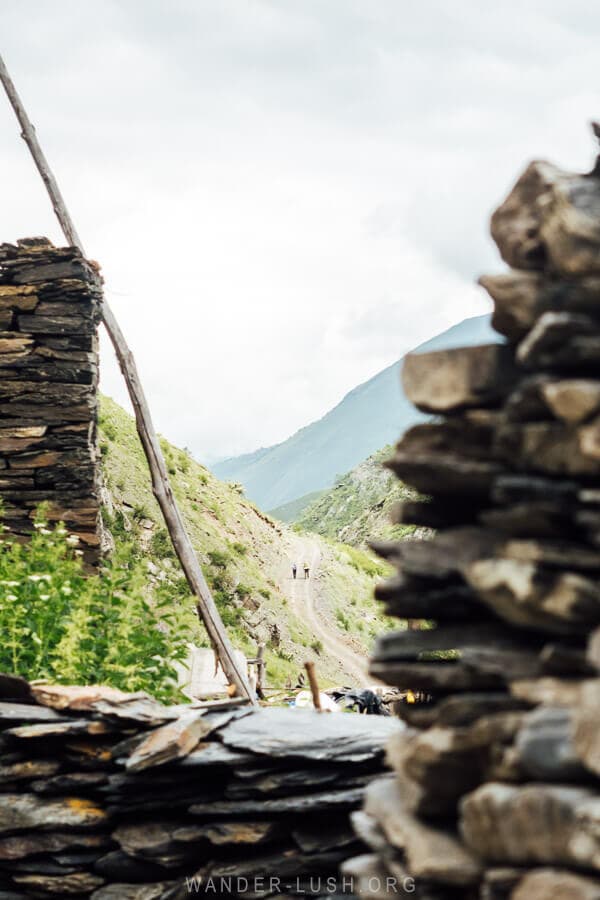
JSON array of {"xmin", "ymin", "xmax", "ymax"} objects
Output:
[{"xmin": 285, "ymin": 534, "xmax": 368, "ymax": 687}]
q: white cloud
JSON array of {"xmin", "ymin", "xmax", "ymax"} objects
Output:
[{"xmin": 1, "ymin": 0, "xmax": 599, "ymax": 461}]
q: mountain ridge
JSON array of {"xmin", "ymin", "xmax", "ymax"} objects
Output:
[{"xmin": 213, "ymin": 314, "xmax": 500, "ymax": 509}]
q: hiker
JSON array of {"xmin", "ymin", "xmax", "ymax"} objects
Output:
[
  {"xmin": 304, "ymin": 562, "xmax": 310, "ymax": 579},
  {"xmin": 292, "ymin": 563, "xmax": 297, "ymax": 579}
]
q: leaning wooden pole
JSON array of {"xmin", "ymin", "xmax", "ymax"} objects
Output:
[{"xmin": 0, "ymin": 53, "xmax": 255, "ymax": 704}]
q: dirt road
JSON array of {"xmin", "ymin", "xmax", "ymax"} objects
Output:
[{"xmin": 285, "ymin": 534, "xmax": 368, "ymax": 686}]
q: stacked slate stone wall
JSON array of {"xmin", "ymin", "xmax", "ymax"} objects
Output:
[
  {"xmin": 0, "ymin": 675, "xmax": 397, "ymax": 898},
  {"xmin": 0, "ymin": 238, "xmax": 101, "ymax": 564},
  {"xmin": 342, "ymin": 149, "xmax": 600, "ymax": 898}
]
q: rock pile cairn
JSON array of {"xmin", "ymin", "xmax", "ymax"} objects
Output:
[
  {"xmin": 343, "ymin": 142, "xmax": 600, "ymax": 898},
  {"xmin": 0, "ymin": 238, "xmax": 101, "ymax": 564},
  {"xmin": 0, "ymin": 674, "xmax": 398, "ymax": 898}
]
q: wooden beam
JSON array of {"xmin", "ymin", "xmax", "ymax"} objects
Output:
[{"xmin": 0, "ymin": 53, "xmax": 255, "ymax": 704}]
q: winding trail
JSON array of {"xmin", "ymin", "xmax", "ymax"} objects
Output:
[{"xmin": 284, "ymin": 534, "xmax": 368, "ymax": 686}]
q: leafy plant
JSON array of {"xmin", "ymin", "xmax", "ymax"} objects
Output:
[
  {"xmin": 178, "ymin": 451, "xmax": 191, "ymax": 474},
  {"xmin": 207, "ymin": 501, "xmax": 224, "ymax": 523},
  {"xmin": 0, "ymin": 512, "xmax": 189, "ymax": 701},
  {"xmin": 207, "ymin": 549, "xmax": 229, "ymax": 568},
  {"xmin": 150, "ymin": 528, "xmax": 174, "ymax": 559},
  {"xmin": 132, "ymin": 503, "xmax": 150, "ymax": 522},
  {"xmin": 213, "ymin": 590, "xmax": 243, "ymax": 628},
  {"xmin": 99, "ymin": 415, "xmax": 117, "ymax": 442},
  {"xmin": 336, "ymin": 610, "xmax": 350, "ymax": 631}
]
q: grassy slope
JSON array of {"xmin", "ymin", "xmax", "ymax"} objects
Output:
[
  {"xmin": 317, "ymin": 540, "xmax": 396, "ymax": 649},
  {"xmin": 269, "ymin": 490, "xmax": 325, "ymax": 524},
  {"xmin": 294, "ymin": 446, "xmax": 418, "ymax": 548},
  {"xmin": 99, "ymin": 396, "xmax": 392, "ymax": 687}
]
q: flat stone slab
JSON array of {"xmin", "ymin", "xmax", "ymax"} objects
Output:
[
  {"xmin": 189, "ymin": 786, "xmax": 366, "ymax": 817},
  {"xmin": 0, "ymin": 793, "xmax": 108, "ymax": 833},
  {"xmin": 218, "ymin": 708, "xmax": 400, "ymax": 763},
  {"xmin": 0, "ymin": 702, "xmax": 65, "ymax": 723}
]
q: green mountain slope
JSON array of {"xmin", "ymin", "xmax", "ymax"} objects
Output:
[
  {"xmin": 293, "ymin": 447, "xmax": 419, "ymax": 548},
  {"xmin": 212, "ymin": 314, "xmax": 500, "ymax": 509},
  {"xmin": 268, "ymin": 491, "xmax": 325, "ymax": 524},
  {"xmin": 99, "ymin": 396, "xmax": 392, "ymax": 688}
]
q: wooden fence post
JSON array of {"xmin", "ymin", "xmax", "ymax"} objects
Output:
[{"xmin": 256, "ymin": 642, "xmax": 266, "ymax": 699}]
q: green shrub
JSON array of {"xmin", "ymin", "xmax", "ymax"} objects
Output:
[
  {"xmin": 166, "ymin": 574, "xmax": 193, "ymax": 602},
  {"xmin": 132, "ymin": 503, "xmax": 150, "ymax": 522},
  {"xmin": 208, "ymin": 571, "xmax": 228, "ymax": 593},
  {"xmin": 150, "ymin": 528, "xmax": 174, "ymax": 558},
  {"xmin": 111, "ymin": 510, "xmax": 129, "ymax": 540},
  {"xmin": 213, "ymin": 590, "xmax": 243, "ymax": 628},
  {"xmin": 207, "ymin": 549, "xmax": 229, "ymax": 568},
  {"xmin": 207, "ymin": 502, "xmax": 224, "ymax": 523},
  {"xmin": 230, "ymin": 542, "xmax": 248, "ymax": 556},
  {"xmin": 336, "ymin": 610, "xmax": 350, "ymax": 631},
  {"xmin": 0, "ymin": 513, "xmax": 188, "ymax": 702},
  {"xmin": 99, "ymin": 418, "xmax": 117, "ymax": 441}
]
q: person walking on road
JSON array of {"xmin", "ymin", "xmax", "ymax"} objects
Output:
[
  {"xmin": 292, "ymin": 563, "xmax": 297, "ymax": 579},
  {"xmin": 304, "ymin": 562, "xmax": 310, "ymax": 579}
]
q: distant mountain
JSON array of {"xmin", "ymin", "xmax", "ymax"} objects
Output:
[{"xmin": 212, "ymin": 315, "xmax": 500, "ymax": 510}]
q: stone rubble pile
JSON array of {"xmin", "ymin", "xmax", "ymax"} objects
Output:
[
  {"xmin": 0, "ymin": 238, "xmax": 101, "ymax": 564},
  {"xmin": 0, "ymin": 675, "xmax": 398, "ymax": 899},
  {"xmin": 342, "ymin": 146, "xmax": 600, "ymax": 897}
]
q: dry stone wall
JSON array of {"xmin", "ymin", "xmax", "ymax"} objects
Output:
[
  {"xmin": 342, "ymin": 147, "xmax": 600, "ymax": 897},
  {"xmin": 0, "ymin": 675, "xmax": 397, "ymax": 898},
  {"xmin": 0, "ymin": 238, "xmax": 101, "ymax": 564}
]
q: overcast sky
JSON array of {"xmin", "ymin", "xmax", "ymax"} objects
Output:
[{"xmin": 1, "ymin": 2, "xmax": 598, "ymax": 461}]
